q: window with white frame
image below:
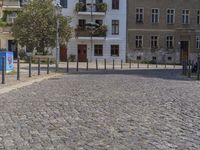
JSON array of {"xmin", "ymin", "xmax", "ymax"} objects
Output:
[
  {"xmin": 182, "ymin": 9, "xmax": 190, "ymax": 24},
  {"xmin": 196, "ymin": 36, "xmax": 200, "ymax": 49},
  {"xmin": 167, "ymin": 9, "xmax": 175, "ymax": 24},
  {"xmin": 197, "ymin": 10, "xmax": 200, "ymax": 25},
  {"xmin": 135, "ymin": 36, "xmax": 143, "ymax": 48},
  {"xmin": 151, "ymin": 36, "xmax": 158, "ymax": 49},
  {"xmin": 151, "ymin": 8, "xmax": 159, "ymax": 23},
  {"xmin": 136, "ymin": 8, "xmax": 144, "ymax": 23},
  {"xmin": 7, "ymin": 12, "xmax": 17, "ymax": 24},
  {"xmin": 166, "ymin": 36, "xmax": 174, "ymax": 49}
]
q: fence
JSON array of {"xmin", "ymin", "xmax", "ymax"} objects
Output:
[{"xmin": 1, "ymin": 56, "xmax": 198, "ymax": 85}]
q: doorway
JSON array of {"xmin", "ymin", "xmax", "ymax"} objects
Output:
[
  {"xmin": 60, "ymin": 45, "xmax": 67, "ymax": 62},
  {"xmin": 8, "ymin": 40, "xmax": 17, "ymax": 59},
  {"xmin": 180, "ymin": 41, "xmax": 189, "ymax": 63},
  {"xmin": 78, "ymin": 45, "xmax": 87, "ymax": 62}
]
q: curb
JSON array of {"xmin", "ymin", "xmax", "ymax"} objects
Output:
[{"xmin": 0, "ymin": 73, "xmax": 63, "ymax": 95}]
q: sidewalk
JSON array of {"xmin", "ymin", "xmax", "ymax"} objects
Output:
[{"xmin": 0, "ymin": 61, "xmax": 182, "ymax": 92}]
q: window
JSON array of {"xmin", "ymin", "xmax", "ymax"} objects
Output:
[
  {"xmin": 137, "ymin": 56, "xmax": 141, "ymax": 60},
  {"xmin": 152, "ymin": 56, "xmax": 157, "ymax": 61},
  {"xmin": 112, "ymin": 20, "xmax": 119, "ymax": 35},
  {"xmin": 94, "ymin": 45, "xmax": 103, "ymax": 56},
  {"xmin": 151, "ymin": 8, "xmax": 159, "ymax": 23},
  {"xmin": 136, "ymin": 8, "xmax": 144, "ymax": 23},
  {"xmin": 135, "ymin": 36, "xmax": 143, "ymax": 48},
  {"xmin": 182, "ymin": 9, "xmax": 190, "ymax": 24},
  {"xmin": 151, "ymin": 36, "xmax": 158, "ymax": 49},
  {"xmin": 78, "ymin": 19, "xmax": 86, "ymax": 28},
  {"xmin": 167, "ymin": 9, "xmax": 175, "ymax": 24},
  {"xmin": 196, "ymin": 36, "xmax": 200, "ymax": 49},
  {"xmin": 112, "ymin": 0, "xmax": 119, "ymax": 10},
  {"xmin": 95, "ymin": 20, "xmax": 103, "ymax": 26},
  {"xmin": 60, "ymin": 0, "xmax": 67, "ymax": 8},
  {"xmin": 197, "ymin": 10, "xmax": 200, "ymax": 24},
  {"xmin": 166, "ymin": 36, "xmax": 174, "ymax": 49},
  {"xmin": 7, "ymin": 12, "xmax": 17, "ymax": 24},
  {"xmin": 111, "ymin": 45, "xmax": 119, "ymax": 56}
]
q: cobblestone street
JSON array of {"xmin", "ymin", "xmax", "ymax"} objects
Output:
[{"xmin": 0, "ymin": 69, "xmax": 200, "ymax": 150}]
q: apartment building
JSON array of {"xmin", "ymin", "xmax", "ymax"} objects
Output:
[
  {"xmin": 60, "ymin": 0, "xmax": 127, "ymax": 62},
  {"xmin": 127, "ymin": 0, "xmax": 200, "ymax": 64}
]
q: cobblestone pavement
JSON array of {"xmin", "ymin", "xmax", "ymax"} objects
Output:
[{"xmin": 0, "ymin": 69, "xmax": 200, "ymax": 150}]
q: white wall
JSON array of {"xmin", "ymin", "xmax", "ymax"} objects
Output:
[{"xmin": 61, "ymin": 0, "xmax": 127, "ymax": 62}]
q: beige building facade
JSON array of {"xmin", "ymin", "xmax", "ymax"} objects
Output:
[{"xmin": 127, "ymin": 0, "xmax": 200, "ymax": 64}]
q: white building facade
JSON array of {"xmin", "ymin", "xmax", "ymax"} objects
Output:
[{"xmin": 60, "ymin": 0, "xmax": 127, "ymax": 62}]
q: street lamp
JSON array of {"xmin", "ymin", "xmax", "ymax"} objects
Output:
[
  {"xmin": 86, "ymin": 0, "xmax": 96, "ymax": 61},
  {"xmin": 55, "ymin": 2, "xmax": 62, "ymax": 71}
]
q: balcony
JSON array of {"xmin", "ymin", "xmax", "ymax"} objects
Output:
[
  {"xmin": 1, "ymin": 0, "xmax": 21, "ymax": 10},
  {"xmin": 75, "ymin": 25, "xmax": 107, "ymax": 40},
  {"xmin": 75, "ymin": 2, "xmax": 107, "ymax": 16}
]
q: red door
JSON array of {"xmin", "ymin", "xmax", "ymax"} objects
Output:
[
  {"xmin": 78, "ymin": 45, "xmax": 87, "ymax": 62},
  {"xmin": 60, "ymin": 46, "xmax": 67, "ymax": 62}
]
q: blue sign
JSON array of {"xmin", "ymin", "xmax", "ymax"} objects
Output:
[{"xmin": 0, "ymin": 52, "xmax": 14, "ymax": 73}]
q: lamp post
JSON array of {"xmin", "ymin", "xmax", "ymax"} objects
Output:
[
  {"xmin": 55, "ymin": 2, "xmax": 62, "ymax": 71},
  {"xmin": 86, "ymin": 0, "xmax": 96, "ymax": 62}
]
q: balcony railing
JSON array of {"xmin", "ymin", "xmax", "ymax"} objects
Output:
[
  {"xmin": 75, "ymin": 2, "xmax": 107, "ymax": 13},
  {"xmin": 2, "ymin": 0, "xmax": 21, "ymax": 9},
  {"xmin": 75, "ymin": 25, "xmax": 107, "ymax": 37}
]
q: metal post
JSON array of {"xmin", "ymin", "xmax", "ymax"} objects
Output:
[
  {"xmin": 188, "ymin": 60, "xmax": 191, "ymax": 78},
  {"xmin": 1, "ymin": 56, "xmax": 5, "ymax": 84},
  {"xmin": 156, "ymin": 60, "xmax": 158, "ymax": 68},
  {"xmin": 96, "ymin": 58, "xmax": 98, "ymax": 70},
  {"xmin": 137, "ymin": 60, "xmax": 139, "ymax": 68},
  {"xmin": 17, "ymin": 57, "xmax": 20, "ymax": 80},
  {"xmin": 182, "ymin": 59, "xmax": 185, "ymax": 75},
  {"xmin": 104, "ymin": 59, "xmax": 106, "ymax": 70},
  {"xmin": 129, "ymin": 60, "xmax": 131, "ymax": 69},
  {"xmin": 113, "ymin": 59, "xmax": 115, "ymax": 70},
  {"xmin": 29, "ymin": 56, "xmax": 32, "ymax": 77},
  {"xmin": 38, "ymin": 57, "xmax": 40, "ymax": 75},
  {"xmin": 121, "ymin": 59, "xmax": 123, "ymax": 69},
  {"xmin": 86, "ymin": 58, "xmax": 88, "ymax": 71},
  {"xmin": 197, "ymin": 56, "xmax": 200, "ymax": 80},
  {"xmin": 76, "ymin": 59, "xmax": 79, "ymax": 72},
  {"xmin": 47, "ymin": 57, "xmax": 50, "ymax": 74},
  {"xmin": 147, "ymin": 62, "xmax": 149, "ymax": 69}
]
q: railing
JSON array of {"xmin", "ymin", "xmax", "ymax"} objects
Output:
[
  {"xmin": 75, "ymin": 2, "xmax": 107, "ymax": 13},
  {"xmin": 75, "ymin": 25, "xmax": 107, "ymax": 37},
  {"xmin": 2, "ymin": 0, "xmax": 20, "ymax": 7}
]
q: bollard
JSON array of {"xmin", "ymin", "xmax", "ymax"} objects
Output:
[
  {"xmin": 76, "ymin": 59, "xmax": 79, "ymax": 72},
  {"xmin": 121, "ymin": 60, "xmax": 123, "ymax": 69},
  {"xmin": 182, "ymin": 59, "xmax": 185, "ymax": 75},
  {"xmin": 1, "ymin": 56, "xmax": 5, "ymax": 84},
  {"xmin": 17, "ymin": 57, "xmax": 20, "ymax": 80},
  {"xmin": 29, "ymin": 56, "xmax": 32, "ymax": 77},
  {"xmin": 156, "ymin": 60, "xmax": 158, "ymax": 68},
  {"xmin": 96, "ymin": 59, "xmax": 98, "ymax": 70},
  {"xmin": 174, "ymin": 62, "xmax": 176, "ymax": 69},
  {"xmin": 66, "ymin": 58, "xmax": 69, "ymax": 73},
  {"xmin": 129, "ymin": 60, "xmax": 131, "ymax": 69},
  {"xmin": 104, "ymin": 59, "xmax": 106, "ymax": 70},
  {"xmin": 113, "ymin": 59, "xmax": 115, "ymax": 70},
  {"xmin": 188, "ymin": 60, "xmax": 191, "ymax": 78},
  {"xmin": 86, "ymin": 58, "xmax": 88, "ymax": 71},
  {"xmin": 47, "ymin": 57, "xmax": 50, "ymax": 74},
  {"xmin": 147, "ymin": 62, "xmax": 149, "ymax": 69},
  {"xmin": 38, "ymin": 57, "xmax": 40, "ymax": 75},
  {"xmin": 137, "ymin": 60, "xmax": 139, "ymax": 68},
  {"xmin": 185, "ymin": 60, "xmax": 188, "ymax": 75},
  {"xmin": 197, "ymin": 56, "xmax": 200, "ymax": 80}
]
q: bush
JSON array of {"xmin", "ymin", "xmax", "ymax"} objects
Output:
[
  {"xmin": 68, "ymin": 54, "xmax": 76, "ymax": 62},
  {"xmin": 18, "ymin": 49, "xmax": 27, "ymax": 60}
]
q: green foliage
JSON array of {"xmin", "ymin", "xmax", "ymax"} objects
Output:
[
  {"xmin": 68, "ymin": 54, "xmax": 76, "ymax": 62},
  {"xmin": 12, "ymin": 0, "xmax": 72, "ymax": 54},
  {"xmin": 96, "ymin": 3, "xmax": 107, "ymax": 12},
  {"xmin": 75, "ymin": 2, "xmax": 85, "ymax": 12}
]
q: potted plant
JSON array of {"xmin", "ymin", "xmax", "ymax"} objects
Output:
[
  {"xmin": 96, "ymin": 3, "xmax": 107, "ymax": 12},
  {"xmin": 75, "ymin": 2, "xmax": 86, "ymax": 12}
]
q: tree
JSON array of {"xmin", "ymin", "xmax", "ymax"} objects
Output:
[{"xmin": 12, "ymin": 0, "xmax": 72, "ymax": 54}]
